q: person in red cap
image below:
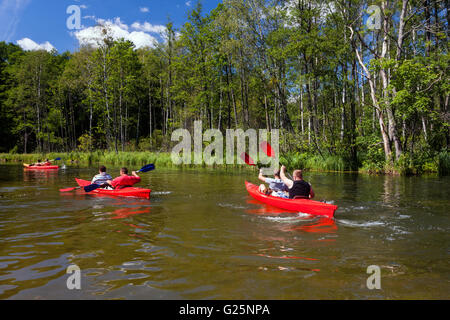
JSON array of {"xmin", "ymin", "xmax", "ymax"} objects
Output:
[{"xmin": 107, "ymin": 167, "xmax": 141, "ymax": 189}]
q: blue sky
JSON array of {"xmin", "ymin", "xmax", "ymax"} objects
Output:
[{"xmin": 0, "ymin": 0, "xmax": 222, "ymax": 52}]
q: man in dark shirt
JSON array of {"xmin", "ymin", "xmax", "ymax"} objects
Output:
[{"xmin": 280, "ymin": 165, "xmax": 315, "ymax": 199}]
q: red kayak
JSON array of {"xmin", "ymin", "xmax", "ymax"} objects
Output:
[
  {"xmin": 245, "ymin": 181, "xmax": 337, "ymax": 219},
  {"xmin": 75, "ymin": 178, "xmax": 151, "ymax": 199},
  {"xmin": 24, "ymin": 163, "xmax": 59, "ymax": 170}
]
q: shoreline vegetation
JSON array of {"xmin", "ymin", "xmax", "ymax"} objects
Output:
[
  {"xmin": 0, "ymin": 2, "xmax": 448, "ymax": 177},
  {"xmin": 2, "ymin": 150, "xmax": 448, "ymax": 176}
]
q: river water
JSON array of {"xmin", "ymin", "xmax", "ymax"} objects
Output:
[{"xmin": 0, "ymin": 165, "xmax": 448, "ymax": 299}]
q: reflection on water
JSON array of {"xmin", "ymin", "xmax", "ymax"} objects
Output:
[
  {"xmin": 0, "ymin": 165, "xmax": 449, "ymax": 299},
  {"xmin": 23, "ymin": 169, "xmax": 59, "ymax": 182},
  {"xmin": 245, "ymin": 198, "xmax": 338, "ymax": 235},
  {"xmin": 109, "ymin": 207, "xmax": 151, "ymax": 220},
  {"xmin": 287, "ymin": 218, "xmax": 338, "ymax": 234}
]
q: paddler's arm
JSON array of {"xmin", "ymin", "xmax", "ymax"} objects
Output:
[
  {"xmin": 280, "ymin": 165, "xmax": 293, "ymax": 189},
  {"xmin": 258, "ymin": 169, "xmax": 267, "ymax": 183},
  {"xmin": 131, "ymin": 171, "xmax": 141, "ymax": 185},
  {"xmin": 309, "ymin": 186, "xmax": 315, "ymax": 199}
]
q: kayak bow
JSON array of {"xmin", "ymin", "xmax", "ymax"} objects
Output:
[
  {"xmin": 245, "ymin": 181, "xmax": 337, "ymax": 219},
  {"xmin": 75, "ymin": 178, "xmax": 151, "ymax": 199}
]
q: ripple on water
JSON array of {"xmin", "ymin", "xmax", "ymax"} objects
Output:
[
  {"xmin": 261, "ymin": 212, "xmax": 312, "ymax": 223},
  {"xmin": 217, "ymin": 203, "xmax": 246, "ymax": 210},
  {"xmin": 152, "ymin": 191, "xmax": 172, "ymax": 195},
  {"xmin": 337, "ymin": 220, "xmax": 385, "ymax": 228}
]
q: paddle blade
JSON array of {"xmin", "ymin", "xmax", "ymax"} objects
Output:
[
  {"xmin": 84, "ymin": 184, "xmax": 101, "ymax": 193},
  {"xmin": 54, "ymin": 157, "xmax": 61, "ymax": 161},
  {"xmin": 260, "ymin": 141, "xmax": 275, "ymax": 158},
  {"xmin": 59, "ymin": 186, "xmax": 79, "ymax": 192},
  {"xmin": 240, "ymin": 152, "xmax": 256, "ymax": 166},
  {"xmin": 138, "ymin": 164, "xmax": 155, "ymax": 173}
]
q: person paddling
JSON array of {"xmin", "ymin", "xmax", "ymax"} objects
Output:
[
  {"xmin": 107, "ymin": 167, "xmax": 141, "ymax": 190},
  {"xmin": 31, "ymin": 159, "xmax": 42, "ymax": 166},
  {"xmin": 31, "ymin": 159, "xmax": 48, "ymax": 166},
  {"xmin": 258, "ymin": 168, "xmax": 289, "ymax": 198},
  {"xmin": 91, "ymin": 165, "xmax": 113, "ymax": 188},
  {"xmin": 280, "ymin": 165, "xmax": 315, "ymax": 199}
]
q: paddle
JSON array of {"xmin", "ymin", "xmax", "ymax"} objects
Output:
[
  {"xmin": 59, "ymin": 186, "xmax": 82, "ymax": 192},
  {"xmin": 240, "ymin": 152, "xmax": 256, "ymax": 167},
  {"xmin": 84, "ymin": 164, "xmax": 156, "ymax": 193},
  {"xmin": 259, "ymin": 141, "xmax": 294, "ymax": 180},
  {"xmin": 260, "ymin": 141, "xmax": 275, "ymax": 158}
]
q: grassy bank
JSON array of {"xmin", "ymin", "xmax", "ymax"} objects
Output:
[
  {"xmin": 0, "ymin": 151, "xmax": 253, "ymax": 170},
  {"xmin": 1, "ymin": 150, "xmax": 448, "ymax": 175},
  {"xmin": 0, "ymin": 151, "xmax": 174, "ymax": 167}
]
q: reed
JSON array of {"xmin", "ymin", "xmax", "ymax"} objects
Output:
[
  {"xmin": 0, "ymin": 151, "xmax": 254, "ymax": 170},
  {"xmin": 2, "ymin": 150, "xmax": 447, "ymax": 175},
  {"xmin": 280, "ymin": 152, "xmax": 347, "ymax": 172},
  {"xmin": 438, "ymin": 151, "xmax": 450, "ymax": 176}
]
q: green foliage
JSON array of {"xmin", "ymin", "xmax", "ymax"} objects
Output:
[
  {"xmin": 280, "ymin": 152, "xmax": 346, "ymax": 172},
  {"xmin": 357, "ymin": 135, "xmax": 386, "ymax": 173},
  {"xmin": 0, "ymin": 1, "xmax": 448, "ymax": 175},
  {"xmin": 438, "ymin": 151, "xmax": 450, "ymax": 175},
  {"xmin": 77, "ymin": 133, "xmax": 93, "ymax": 152}
]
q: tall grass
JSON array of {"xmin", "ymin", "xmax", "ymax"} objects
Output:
[
  {"xmin": 2, "ymin": 150, "xmax": 448, "ymax": 175},
  {"xmin": 0, "ymin": 151, "xmax": 253, "ymax": 170},
  {"xmin": 280, "ymin": 152, "xmax": 347, "ymax": 172},
  {"xmin": 438, "ymin": 151, "xmax": 450, "ymax": 175},
  {"xmin": 0, "ymin": 152, "xmax": 175, "ymax": 167}
]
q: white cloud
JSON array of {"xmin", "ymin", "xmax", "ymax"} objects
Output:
[
  {"xmin": 128, "ymin": 31, "xmax": 157, "ymax": 48},
  {"xmin": 185, "ymin": 1, "xmax": 191, "ymax": 7},
  {"xmin": 131, "ymin": 21, "xmax": 166, "ymax": 35},
  {"xmin": 140, "ymin": 7, "xmax": 149, "ymax": 13},
  {"xmin": 74, "ymin": 17, "xmax": 158, "ymax": 49},
  {"xmin": 112, "ymin": 17, "xmax": 128, "ymax": 30},
  {"xmin": 80, "ymin": 4, "xmax": 88, "ymax": 9},
  {"xmin": 17, "ymin": 38, "xmax": 55, "ymax": 52}
]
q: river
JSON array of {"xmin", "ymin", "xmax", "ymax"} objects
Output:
[{"xmin": 0, "ymin": 165, "xmax": 448, "ymax": 299}]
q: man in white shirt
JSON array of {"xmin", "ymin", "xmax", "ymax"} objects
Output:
[
  {"xmin": 91, "ymin": 166, "xmax": 113, "ymax": 186},
  {"xmin": 258, "ymin": 168, "xmax": 289, "ymax": 198}
]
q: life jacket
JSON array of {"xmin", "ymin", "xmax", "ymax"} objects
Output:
[
  {"xmin": 288, "ymin": 180, "xmax": 311, "ymax": 199},
  {"xmin": 111, "ymin": 175, "xmax": 141, "ymax": 189}
]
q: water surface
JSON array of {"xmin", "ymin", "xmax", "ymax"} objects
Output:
[{"xmin": 0, "ymin": 165, "xmax": 448, "ymax": 299}]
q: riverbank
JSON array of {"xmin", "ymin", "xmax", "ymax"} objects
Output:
[{"xmin": 1, "ymin": 150, "xmax": 449, "ymax": 175}]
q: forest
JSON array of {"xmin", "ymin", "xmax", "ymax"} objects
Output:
[{"xmin": 0, "ymin": 0, "xmax": 448, "ymax": 174}]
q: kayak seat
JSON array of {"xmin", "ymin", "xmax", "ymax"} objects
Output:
[{"xmin": 293, "ymin": 195, "xmax": 309, "ymax": 200}]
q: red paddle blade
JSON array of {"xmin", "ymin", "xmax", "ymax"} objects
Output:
[
  {"xmin": 59, "ymin": 187, "xmax": 78, "ymax": 192},
  {"xmin": 260, "ymin": 141, "xmax": 275, "ymax": 158},
  {"xmin": 240, "ymin": 152, "xmax": 256, "ymax": 166}
]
